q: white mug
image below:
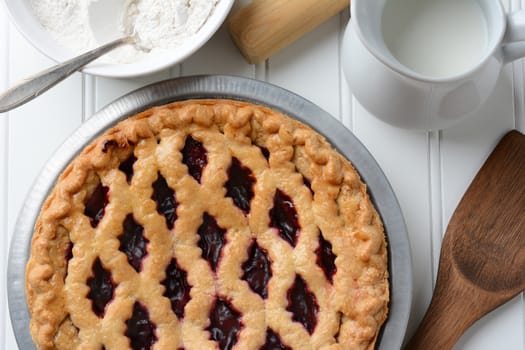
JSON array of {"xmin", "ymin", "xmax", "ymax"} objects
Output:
[{"xmin": 342, "ymin": 0, "xmax": 525, "ymax": 130}]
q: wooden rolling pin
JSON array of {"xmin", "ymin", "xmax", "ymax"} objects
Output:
[{"xmin": 228, "ymin": 0, "xmax": 349, "ymax": 64}]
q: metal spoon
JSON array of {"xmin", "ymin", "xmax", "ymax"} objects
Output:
[{"xmin": 0, "ymin": 36, "xmax": 133, "ymax": 113}]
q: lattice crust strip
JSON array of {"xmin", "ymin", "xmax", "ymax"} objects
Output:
[{"xmin": 25, "ymin": 99, "xmax": 389, "ymax": 350}]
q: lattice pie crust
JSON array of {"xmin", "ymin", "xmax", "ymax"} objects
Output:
[{"xmin": 26, "ymin": 99, "xmax": 389, "ymax": 350}]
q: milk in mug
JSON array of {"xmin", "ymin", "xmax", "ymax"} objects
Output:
[{"xmin": 382, "ymin": 0, "xmax": 488, "ymax": 78}]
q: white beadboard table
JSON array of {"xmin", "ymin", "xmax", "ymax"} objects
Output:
[{"xmin": 1, "ymin": 1, "xmax": 524, "ymax": 349}]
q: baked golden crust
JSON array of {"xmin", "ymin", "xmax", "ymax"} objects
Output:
[{"xmin": 26, "ymin": 99, "xmax": 389, "ymax": 350}]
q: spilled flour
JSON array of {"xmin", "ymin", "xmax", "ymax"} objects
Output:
[{"xmin": 31, "ymin": 0, "xmax": 219, "ymax": 63}]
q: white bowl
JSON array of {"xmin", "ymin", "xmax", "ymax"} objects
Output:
[{"xmin": 3, "ymin": 0, "xmax": 234, "ymax": 78}]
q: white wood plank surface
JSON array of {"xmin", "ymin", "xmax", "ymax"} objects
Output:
[
  {"xmin": 181, "ymin": 25, "xmax": 255, "ymax": 77},
  {"xmin": 268, "ymin": 15, "xmax": 342, "ymax": 120},
  {"xmin": 1, "ymin": 6, "xmax": 9, "ymax": 349},
  {"xmin": 1, "ymin": 0, "xmax": 524, "ymax": 349}
]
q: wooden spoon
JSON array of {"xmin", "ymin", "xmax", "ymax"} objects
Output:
[{"xmin": 406, "ymin": 130, "xmax": 525, "ymax": 350}]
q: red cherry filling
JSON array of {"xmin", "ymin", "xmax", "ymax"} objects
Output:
[
  {"xmin": 118, "ymin": 214, "xmax": 148, "ymax": 273},
  {"xmin": 102, "ymin": 140, "xmax": 117, "ymax": 153},
  {"xmin": 182, "ymin": 136, "xmax": 207, "ymax": 183},
  {"xmin": 65, "ymin": 242, "xmax": 74, "ymax": 276},
  {"xmin": 125, "ymin": 302, "xmax": 158, "ymax": 350},
  {"xmin": 84, "ymin": 183, "xmax": 109, "ymax": 228},
  {"xmin": 270, "ymin": 189, "xmax": 300, "ymax": 247},
  {"xmin": 241, "ymin": 241, "xmax": 272, "ymax": 299},
  {"xmin": 259, "ymin": 146, "xmax": 270, "ymax": 161},
  {"xmin": 207, "ymin": 299, "xmax": 242, "ymax": 350},
  {"xmin": 119, "ymin": 154, "xmax": 137, "ymax": 184},
  {"xmin": 226, "ymin": 157, "xmax": 255, "ymax": 214},
  {"xmin": 161, "ymin": 258, "xmax": 191, "ymax": 319},
  {"xmin": 302, "ymin": 176, "xmax": 313, "ymax": 194},
  {"xmin": 197, "ymin": 213, "xmax": 226, "ymax": 272},
  {"xmin": 86, "ymin": 258, "xmax": 115, "ymax": 318},
  {"xmin": 65, "ymin": 241, "xmax": 73, "ymax": 262},
  {"xmin": 151, "ymin": 172, "xmax": 178, "ymax": 230},
  {"xmin": 261, "ymin": 329, "xmax": 291, "ymax": 350},
  {"xmin": 315, "ymin": 232, "xmax": 337, "ymax": 283},
  {"xmin": 286, "ymin": 275, "xmax": 318, "ymax": 334}
]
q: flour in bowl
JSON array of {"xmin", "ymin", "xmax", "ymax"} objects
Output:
[{"xmin": 31, "ymin": 0, "xmax": 220, "ymax": 63}]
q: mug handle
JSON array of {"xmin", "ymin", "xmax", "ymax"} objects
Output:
[{"xmin": 503, "ymin": 11, "xmax": 525, "ymax": 62}]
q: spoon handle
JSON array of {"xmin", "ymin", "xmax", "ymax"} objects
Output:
[{"xmin": 0, "ymin": 37, "xmax": 132, "ymax": 113}]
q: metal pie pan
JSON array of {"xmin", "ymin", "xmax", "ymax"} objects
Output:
[{"xmin": 8, "ymin": 75, "xmax": 413, "ymax": 350}]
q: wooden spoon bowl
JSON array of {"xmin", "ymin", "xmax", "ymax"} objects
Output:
[{"xmin": 406, "ymin": 130, "xmax": 525, "ymax": 350}]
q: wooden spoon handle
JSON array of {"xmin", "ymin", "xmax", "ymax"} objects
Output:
[
  {"xmin": 228, "ymin": 0, "xmax": 349, "ymax": 64},
  {"xmin": 406, "ymin": 257, "xmax": 501, "ymax": 350}
]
